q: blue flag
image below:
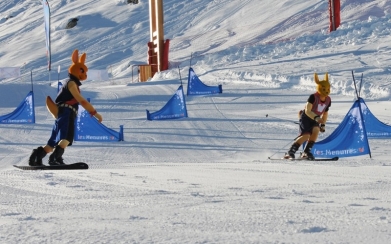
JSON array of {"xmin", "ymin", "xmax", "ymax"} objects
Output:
[
  {"xmin": 0, "ymin": 91, "xmax": 35, "ymax": 124},
  {"xmin": 75, "ymin": 100, "xmax": 124, "ymax": 142},
  {"xmin": 187, "ymin": 68, "xmax": 222, "ymax": 95},
  {"xmin": 312, "ymin": 99, "xmax": 371, "ymax": 158},
  {"xmin": 359, "ymin": 98, "xmax": 391, "ymax": 138},
  {"xmin": 147, "ymin": 85, "xmax": 188, "ymax": 120},
  {"xmin": 42, "ymin": 0, "xmax": 51, "ymax": 70},
  {"xmin": 57, "ymin": 81, "xmax": 62, "ymax": 93}
]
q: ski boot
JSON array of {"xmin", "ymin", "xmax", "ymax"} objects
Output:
[
  {"xmin": 48, "ymin": 146, "xmax": 66, "ymax": 165},
  {"xmin": 29, "ymin": 146, "xmax": 47, "ymax": 166},
  {"xmin": 283, "ymin": 143, "xmax": 300, "ymax": 159},
  {"xmin": 301, "ymin": 141, "xmax": 315, "ymax": 160}
]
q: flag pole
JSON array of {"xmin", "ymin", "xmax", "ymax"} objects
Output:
[
  {"xmin": 178, "ymin": 66, "xmax": 183, "ymax": 86},
  {"xmin": 351, "ymin": 70, "xmax": 360, "ymax": 99},
  {"xmin": 57, "ymin": 65, "xmax": 61, "ymax": 92},
  {"xmin": 30, "ymin": 70, "xmax": 34, "ymax": 93},
  {"xmin": 352, "ymin": 71, "xmax": 372, "ymax": 158}
]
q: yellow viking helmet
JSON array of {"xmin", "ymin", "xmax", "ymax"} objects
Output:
[{"xmin": 314, "ymin": 73, "xmax": 330, "ymax": 97}]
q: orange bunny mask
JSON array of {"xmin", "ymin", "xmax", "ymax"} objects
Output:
[
  {"xmin": 68, "ymin": 49, "xmax": 88, "ymax": 81},
  {"xmin": 314, "ymin": 73, "xmax": 330, "ymax": 97}
]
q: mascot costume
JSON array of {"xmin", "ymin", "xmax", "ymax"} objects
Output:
[
  {"xmin": 29, "ymin": 50, "xmax": 103, "ymax": 166},
  {"xmin": 284, "ymin": 73, "xmax": 331, "ymax": 160}
]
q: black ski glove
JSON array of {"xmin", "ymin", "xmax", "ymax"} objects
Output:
[{"xmin": 320, "ymin": 124, "xmax": 325, "ymax": 132}]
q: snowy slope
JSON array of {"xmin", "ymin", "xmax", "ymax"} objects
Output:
[{"xmin": 1, "ymin": 0, "xmax": 391, "ymax": 243}]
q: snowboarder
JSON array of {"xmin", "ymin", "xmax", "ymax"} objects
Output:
[
  {"xmin": 284, "ymin": 73, "xmax": 331, "ymax": 160},
  {"xmin": 28, "ymin": 49, "xmax": 103, "ymax": 166}
]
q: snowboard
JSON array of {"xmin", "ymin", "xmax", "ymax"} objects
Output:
[
  {"xmin": 14, "ymin": 162, "xmax": 88, "ymax": 170},
  {"xmin": 269, "ymin": 157, "xmax": 339, "ymax": 161}
]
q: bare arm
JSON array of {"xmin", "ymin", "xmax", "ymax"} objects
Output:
[
  {"xmin": 321, "ymin": 111, "xmax": 328, "ymax": 124},
  {"xmin": 304, "ymin": 102, "xmax": 325, "ymax": 124},
  {"xmin": 68, "ymin": 81, "xmax": 103, "ymax": 122}
]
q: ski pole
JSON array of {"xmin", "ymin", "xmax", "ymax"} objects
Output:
[{"xmin": 267, "ymin": 135, "xmax": 300, "ymax": 159}]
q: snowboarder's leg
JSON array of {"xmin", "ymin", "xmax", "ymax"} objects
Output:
[
  {"xmin": 48, "ymin": 146, "xmax": 65, "ymax": 165},
  {"xmin": 29, "ymin": 146, "xmax": 48, "ymax": 166},
  {"xmin": 48, "ymin": 139, "xmax": 69, "ymax": 165}
]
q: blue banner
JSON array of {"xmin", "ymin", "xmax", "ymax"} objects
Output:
[
  {"xmin": 75, "ymin": 101, "xmax": 124, "ymax": 142},
  {"xmin": 311, "ymin": 100, "xmax": 371, "ymax": 158},
  {"xmin": 147, "ymin": 85, "xmax": 188, "ymax": 120},
  {"xmin": 187, "ymin": 68, "xmax": 222, "ymax": 95},
  {"xmin": 42, "ymin": 0, "xmax": 51, "ymax": 70},
  {"xmin": 0, "ymin": 91, "xmax": 35, "ymax": 124},
  {"xmin": 57, "ymin": 81, "xmax": 62, "ymax": 93},
  {"xmin": 360, "ymin": 98, "xmax": 391, "ymax": 138}
]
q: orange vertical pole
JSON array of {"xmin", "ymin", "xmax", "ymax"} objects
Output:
[
  {"xmin": 148, "ymin": 0, "xmax": 165, "ymax": 73},
  {"xmin": 155, "ymin": 0, "xmax": 164, "ymax": 72}
]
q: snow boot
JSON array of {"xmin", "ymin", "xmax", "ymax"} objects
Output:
[
  {"xmin": 301, "ymin": 141, "xmax": 315, "ymax": 160},
  {"xmin": 48, "ymin": 146, "xmax": 65, "ymax": 165},
  {"xmin": 29, "ymin": 146, "xmax": 47, "ymax": 166},
  {"xmin": 284, "ymin": 143, "xmax": 300, "ymax": 159}
]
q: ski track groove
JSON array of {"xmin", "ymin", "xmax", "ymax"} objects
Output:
[{"xmin": 1, "ymin": 160, "xmax": 391, "ymax": 243}]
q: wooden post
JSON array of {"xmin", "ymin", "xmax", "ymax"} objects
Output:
[{"xmin": 139, "ymin": 65, "xmax": 152, "ymax": 82}]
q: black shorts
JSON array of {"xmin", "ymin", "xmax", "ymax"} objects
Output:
[{"xmin": 299, "ymin": 112, "xmax": 318, "ymax": 136}]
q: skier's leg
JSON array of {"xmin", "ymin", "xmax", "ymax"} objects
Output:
[
  {"xmin": 284, "ymin": 134, "xmax": 310, "ymax": 159},
  {"xmin": 302, "ymin": 141, "xmax": 315, "ymax": 160},
  {"xmin": 301, "ymin": 125, "xmax": 320, "ymax": 159},
  {"xmin": 309, "ymin": 126, "xmax": 320, "ymax": 142},
  {"xmin": 284, "ymin": 142, "xmax": 300, "ymax": 159}
]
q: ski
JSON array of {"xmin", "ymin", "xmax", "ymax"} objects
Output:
[
  {"xmin": 14, "ymin": 162, "xmax": 88, "ymax": 170},
  {"xmin": 268, "ymin": 157, "xmax": 339, "ymax": 161}
]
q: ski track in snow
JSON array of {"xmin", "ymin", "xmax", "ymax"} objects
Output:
[
  {"xmin": 1, "ymin": 0, "xmax": 391, "ymax": 243},
  {"xmin": 1, "ymin": 161, "xmax": 391, "ymax": 243}
]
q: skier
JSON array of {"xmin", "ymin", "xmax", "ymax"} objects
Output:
[
  {"xmin": 28, "ymin": 49, "xmax": 103, "ymax": 166},
  {"xmin": 284, "ymin": 73, "xmax": 331, "ymax": 160}
]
